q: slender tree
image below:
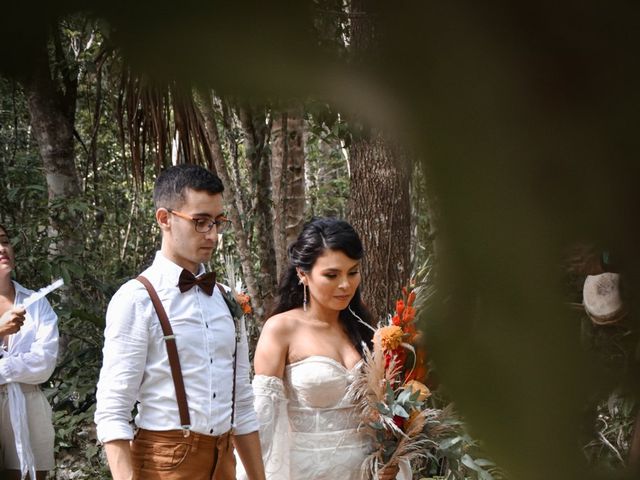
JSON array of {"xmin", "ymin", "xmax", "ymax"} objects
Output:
[
  {"xmin": 195, "ymin": 89, "xmax": 262, "ymax": 313},
  {"xmin": 271, "ymin": 104, "xmax": 306, "ymax": 280},
  {"xmin": 238, "ymin": 103, "xmax": 278, "ymax": 309},
  {"xmin": 17, "ymin": 26, "xmax": 82, "ymax": 251}
]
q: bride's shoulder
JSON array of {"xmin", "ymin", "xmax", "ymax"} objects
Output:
[
  {"xmin": 255, "ymin": 310, "xmax": 302, "ymax": 370},
  {"xmin": 263, "ymin": 309, "xmax": 303, "ymax": 335}
]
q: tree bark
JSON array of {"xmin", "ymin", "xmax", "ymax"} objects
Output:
[
  {"xmin": 238, "ymin": 104, "xmax": 278, "ymax": 312},
  {"xmin": 346, "ymin": 0, "xmax": 412, "ymax": 320},
  {"xmin": 347, "ymin": 133, "xmax": 411, "ymax": 321},
  {"xmin": 283, "ymin": 108, "xmax": 306, "ymax": 251},
  {"xmin": 195, "ymin": 90, "xmax": 262, "ymax": 315},
  {"xmin": 19, "ymin": 31, "xmax": 81, "ymax": 253},
  {"xmin": 271, "ymin": 105, "xmax": 306, "ymax": 281},
  {"xmin": 271, "ymin": 111, "xmax": 288, "ymax": 280}
]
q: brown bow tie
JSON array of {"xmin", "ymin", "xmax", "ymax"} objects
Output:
[{"xmin": 178, "ymin": 270, "xmax": 216, "ymax": 296}]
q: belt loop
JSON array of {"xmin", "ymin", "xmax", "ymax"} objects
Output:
[{"xmin": 182, "ymin": 426, "xmax": 191, "ymax": 438}]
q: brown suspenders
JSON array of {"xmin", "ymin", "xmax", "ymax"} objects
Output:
[{"xmin": 136, "ymin": 275, "xmax": 239, "ymax": 437}]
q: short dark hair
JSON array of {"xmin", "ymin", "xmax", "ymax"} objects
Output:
[
  {"xmin": 153, "ymin": 164, "xmax": 224, "ymax": 209},
  {"xmin": 0, "ymin": 224, "xmax": 8, "ymax": 237}
]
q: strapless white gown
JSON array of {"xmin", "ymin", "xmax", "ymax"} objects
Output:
[{"xmin": 237, "ymin": 356, "xmax": 410, "ymax": 480}]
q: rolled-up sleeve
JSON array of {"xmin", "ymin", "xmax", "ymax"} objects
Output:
[
  {"xmin": 0, "ymin": 298, "xmax": 58, "ymax": 385},
  {"xmin": 94, "ymin": 283, "xmax": 150, "ymax": 443},
  {"xmin": 232, "ymin": 315, "xmax": 259, "ymax": 435}
]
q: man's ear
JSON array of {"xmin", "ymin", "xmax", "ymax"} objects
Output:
[{"xmin": 156, "ymin": 208, "xmax": 170, "ymax": 230}]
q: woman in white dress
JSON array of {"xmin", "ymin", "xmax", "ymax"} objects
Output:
[{"xmin": 243, "ymin": 218, "xmax": 405, "ymax": 480}]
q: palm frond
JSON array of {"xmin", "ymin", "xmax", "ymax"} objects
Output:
[{"xmin": 115, "ymin": 64, "xmax": 214, "ymax": 185}]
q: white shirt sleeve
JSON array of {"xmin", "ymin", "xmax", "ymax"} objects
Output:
[
  {"xmin": 232, "ymin": 315, "xmax": 260, "ymax": 435},
  {"xmin": 0, "ymin": 296, "xmax": 58, "ymax": 385},
  {"xmin": 94, "ymin": 282, "xmax": 150, "ymax": 443}
]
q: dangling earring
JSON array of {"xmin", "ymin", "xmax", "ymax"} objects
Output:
[{"xmin": 300, "ymin": 279, "xmax": 308, "ymax": 312}]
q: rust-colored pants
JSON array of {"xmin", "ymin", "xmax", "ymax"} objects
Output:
[{"xmin": 131, "ymin": 429, "xmax": 235, "ymax": 480}]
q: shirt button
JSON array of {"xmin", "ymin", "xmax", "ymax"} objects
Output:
[
  {"xmin": 213, "ymin": 392, "xmax": 216, "ymax": 398},
  {"xmin": 210, "ymin": 358, "xmax": 213, "ymax": 364},
  {"xmin": 206, "ymin": 323, "xmax": 209, "ymax": 328},
  {"xmin": 210, "ymin": 428, "xmax": 214, "ymax": 434}
]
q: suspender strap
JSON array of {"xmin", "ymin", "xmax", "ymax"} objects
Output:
[
  {"xmin": 136, "ymin": 275, "xmax": 191, "ymax": 435},
  {"xmin": 217, "ymin": 283, "xmax": 238, "ymax": 431},
  {"xmin": 134, "ymin": 276, "xmax": 240, "ymax": 437}
]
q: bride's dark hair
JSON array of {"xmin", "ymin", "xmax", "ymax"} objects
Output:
[{"xmin": 270, "ymin": 217, "xmax": 374, "ymax": 356}]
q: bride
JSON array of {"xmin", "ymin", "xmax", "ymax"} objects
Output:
[{"xmin": 238, "ymin": 218, "xmax": 408, "ymax": 480}]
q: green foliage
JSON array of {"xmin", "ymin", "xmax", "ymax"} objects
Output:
[
  {"xmin": 409, "ymin": 406, "xmax": 506, "ymax": 480},
  {"xmin": 1, "ymin": 37, "xmax": 158, "ymax": 474},
  {"xmin": 1, "ymin": 22, "xmax": 355, "ymax": 477},
  {"xmin": 3, "ymin": 9, "xmax": 636, "ymax": 479},
  {"xmin": 304, "ymin": 112, "xmax": 350, "ymax": 218}
]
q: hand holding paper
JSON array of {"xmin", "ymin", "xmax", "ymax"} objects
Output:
[{"xmin": 20, "ymin": 278, "xmax": 64, "ymax": 309}]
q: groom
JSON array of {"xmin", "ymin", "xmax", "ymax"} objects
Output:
[{"xmin": 95, "ymin": 164, "xmax": 265, "ymax": 480}]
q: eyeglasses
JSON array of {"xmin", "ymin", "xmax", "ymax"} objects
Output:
[{"xmin": 166, "ymin": 208, "xmax": 231, "ymax": 233}]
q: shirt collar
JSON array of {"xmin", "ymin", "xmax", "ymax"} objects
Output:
[
  {"xmin": 152, "ymin": 251, "xmax": 206, "ymax": 284},
  {"xmin": 12, "ymin": 280, "xmax": 31, "ymax": 297}
]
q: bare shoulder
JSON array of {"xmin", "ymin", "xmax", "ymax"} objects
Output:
[
  {"xmin": 254, "ymin": 309, "xmax": 303, "ymax": 377},
  {"xmin": 260, "ymin": 310, "xmax": 301, "ymax": 338}
]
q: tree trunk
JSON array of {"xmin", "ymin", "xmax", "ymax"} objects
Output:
[
  {"xmin": 19, "ymin": 32, "xmax": 81, "ymax": 254},
  {"xmin": 238, "ymin": 104, "xmax": 278, "ymax": 311},
  {"xmin": 283, "ymin": 108, "xmax": 306, "ymax": 250},
  {"xmin": 347, "ymin": 133, "xmax": 411, "ymax": 321},
  {"xmin": 271, "ymin": 105, "xmax": 306, "ymax": 282},
  {"xmin": 271, "ymin": 111, "xmax": 288, "ymax": 280},
  {"xmin": 347, "ymin": 0, "xmax": 412, "ymax": 320},
  {"xmin": 195, "ymin": 90, "xmax": 262, "ymax": 315}
]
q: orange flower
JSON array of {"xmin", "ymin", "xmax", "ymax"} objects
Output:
[
  {"xmin": 406, "ymin": 349, "xmax": 428, "ymax": 382},
  {"xmin": 392, "ymin": 314, "xmax": 401, "ymax": 326},
  {"xmin": 407, "ymin": 291, "xmax": 416, "ymax": 306},
  {"xmin": 404, "ymin": 380, "xmax": 431, "ymax": 402},
  {"xmin": 402, "ymin": 305, "xmax": 416, "ymax": 323},
  {"xmin": 375, "ymin": 325, "xmax": 404, "ymax": 351},
  {"xmin": 412, "ymin": 365, "xmax": 428, "ymax": 382},
  {"xmin": 235, "ymin": 292, "xmax": 252, "ymax": 314},
  {"xmin": 404, "ymin": 323, "xmax": 418, "ymax": 343},
  {"xmin": 396, "ymin": 299, "xmax": 405, "ymax": 317}
]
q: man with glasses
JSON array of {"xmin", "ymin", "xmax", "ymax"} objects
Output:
[{"xmin": 95, "ymin": 164, "xmax": 265, "ymax": 480}]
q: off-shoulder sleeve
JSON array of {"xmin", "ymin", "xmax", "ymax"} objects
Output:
[{"xmin": 237, "ymin": 374, "xmax": 290, "ymax": 480}]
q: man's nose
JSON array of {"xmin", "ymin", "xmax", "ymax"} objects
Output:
[{"xmin": 205, "ymin": 227, "xmax": 218, "ymax": 241}]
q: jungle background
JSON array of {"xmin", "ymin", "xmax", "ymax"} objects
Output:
[{"xmin": 1, "ymin": 1, "xmax": 640, "ymax": 479}]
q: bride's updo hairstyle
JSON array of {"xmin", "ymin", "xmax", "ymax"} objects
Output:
[{"xmin": 271, "ymin": 217, "xmax": 374, "ymax": 355}]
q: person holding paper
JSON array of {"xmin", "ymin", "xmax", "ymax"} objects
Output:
[{"xmin": 0, "ymin": 224, "xmax": 59, "ymax": 479}]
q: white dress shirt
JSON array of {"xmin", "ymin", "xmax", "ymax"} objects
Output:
[
  {"xmin": 94, "ymin": 252, "xmax": 258, "ymax": 443},
  {"xmin": 0, "ymin": 281, "xmax": 59, "ymax": 384},
  {"xmin": 0, "ymin": 281, "xmax": 58, "ymax": 479}
]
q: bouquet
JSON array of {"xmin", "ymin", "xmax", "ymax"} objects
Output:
[{"xmin": 350, "ymin": 284, "xmax": 447, "ymax": 478}]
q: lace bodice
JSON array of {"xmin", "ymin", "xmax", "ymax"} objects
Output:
[
  {"xmin": 284, "ymin": 356, "xmax": 362, "ymax": 433},
  {"xmin": 238, "ymin": 356, "xmax": 410, "ymax": 480}
]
